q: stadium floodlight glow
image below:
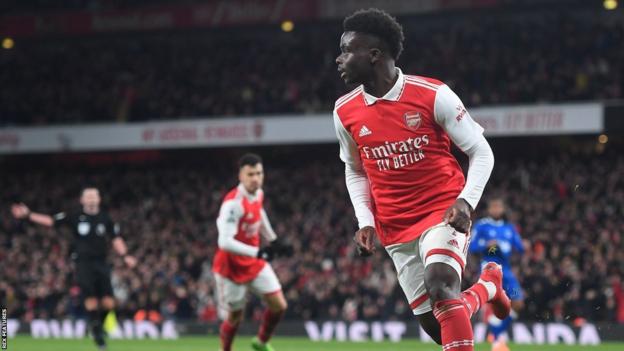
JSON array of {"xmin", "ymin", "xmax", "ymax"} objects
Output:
[
  {"xmin": 281, "ymin": 20, "xmax": 294, "ymax": 32},
  {"xmin": 604, "ymin": 0, "xmax": 618, "ymax": 10},
  {"xmin": 598, "ymin": 134, "xmax": 609, "ymax": 144},
  {"xmin": 2, "ymin": 37, "xmax": 14, "ymax": 49}
]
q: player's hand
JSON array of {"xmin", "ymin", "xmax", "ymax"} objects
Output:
[
  {"xmin": 443, "ymin": 199, "xmax": 472, "ymax": 234},
  {"xmin": 11, "ymin": 203, "xmax": 30, "ymax": 219},
  {"xmin": 354, "ymin": 226, "xmax": 376, "ymax": 257},
  {"xmin": 123, "ymin": 255, "xmax": 138, "ymax": 268},
  {"xmin": 257, "ymin": 246, "xmax": 275, "ymax": 262},
  {"xmin": 270, "ymin": 238, "xmax": 294, "ymax": 258}
]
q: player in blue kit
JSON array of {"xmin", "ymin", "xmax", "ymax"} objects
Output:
[{"xmin": 469, "ymin": 198, "xmax": 524, "ymax": 351}]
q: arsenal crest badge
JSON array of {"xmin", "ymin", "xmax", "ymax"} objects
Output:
[{"xmin": 404, "ymin": 111, "xmax": 422, "ymax": 130}]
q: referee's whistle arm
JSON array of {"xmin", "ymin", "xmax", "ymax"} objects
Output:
[{"xmin": 11, "ymin": 203, "xmax": 54, "ymax": 227}]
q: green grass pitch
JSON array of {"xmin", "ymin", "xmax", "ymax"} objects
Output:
[{"xmin": 7, "ymin": 336, "xmax": 624, "ymax": 351}]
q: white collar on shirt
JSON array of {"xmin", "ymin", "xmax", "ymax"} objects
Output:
[
  {"xmin": 362, "ymin": 67, "xmax": 405, "ymax": 105},
  {"xmin": 237, "ymin": 183, "xmax": 260, "ymax": 201}
]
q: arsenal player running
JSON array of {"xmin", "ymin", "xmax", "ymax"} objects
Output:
[
  {"xmin": 333, "ymin": 9, "xmax": 510, "ymax": 351},
  {"xmin": 213, "ymin": 153, "xmax": 293, "ymax": 351}
]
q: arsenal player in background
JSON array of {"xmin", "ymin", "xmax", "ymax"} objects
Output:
[
  {"xmin": 213, "ymin": 153, "xmax": 293, "ymax": 351},
  {"xmin": 333, "ymin": 9, "xmax": 510, "ymax": 351}
]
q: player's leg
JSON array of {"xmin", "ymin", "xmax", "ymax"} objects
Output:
[
  {"xmin": 97, "ymin": 263, "xmax": 117, "ymax": 336},
  {"xmin": 419, "ymin": 266, "xmax": 510, "ymax": 346},
  {"xmin": 250, "ymin": 264, "xmax": 286, "ymax": 351},
  {"xmin": 417, "ymin": 312, "xmax": 442, "ymax": 345},
  {"xmin": 99, "ymin": 296, "xmax": 116, "ymax": 334},
  {"xmin": 222, "ymin": 309, "xmax": 244, "ymax": 351},
  {"xmin": 79, "ymin": 263, "xmax": 107, "ymax": 349},
  {"xmin": 425, "ymin": 262, "xmax": 474, "ymax": 350},
  {"xmin": 215, "ymin": 273, "xmax": 247, "ymax": 351},
  {"xmin": 511, "ymin": 300, "xmax": 524, "ymax": 316},
  {"xmin": 84, "ymin": 297, "xmax": 107, "ymax": 349},
  {"xmin": 421, "ymin": 223, "xmax": 475, "ymax": 351},
  {"xmin": 100, "ymin": 296, "xmax": 115, "ymax": 314},
  {"xmin": 489, "ymin": 274, "xmax": 523, "ymax": 351},
  {"xmin": 421, "ymin": 224, "xmax": 511, "ymax": 351},
  {"xmin": 385, "ymin": 239, "xmax": 442, "ymax": 344}
]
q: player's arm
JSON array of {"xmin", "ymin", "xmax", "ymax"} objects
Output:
[
  {"xmin": 11, "ymin": 203, "xmax": 56, "ymax": 227},
  {"xmin": 333, "ymin": 109, "xmax": 376, "ymax": 256},
  {"xmin": 109, "ymin": 220, "xmax": 137, "ymax": 268},
  {"xmin": 260, "ymin": 209, "xmax": 293, "ymax": 257},
  {"xmin": 112, "ymin": 237, "xmax": 130, "ymax": 256},
  {"xmin": 435, "ymin": 85, "xmax": 495, "ymax": 232},
  {"xmin": 259, "ymin": 209, "xmax": 277, "ymax": 242},
  {"xmin": 468, "ymin": 224, "xmax": 488, "ymax": 254},
  {"xmin": 217, "ymin": 200, "xmax": 260, "ymax": 258},
  {"xmin": 113, "ymin": 237, "xmax": 137, "ymax": 268},
  {"xmin": 511, "ymin": 225, "xmax": 525, "ymax": 254}
]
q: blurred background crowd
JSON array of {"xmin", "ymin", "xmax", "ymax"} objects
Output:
[
  {"xmin": 1, "ymin": 141, "xmax": 624, "ymax": 324},
  {"xmin": 1, "ymin": 6, "xmax": 623, "ymax": 126}
]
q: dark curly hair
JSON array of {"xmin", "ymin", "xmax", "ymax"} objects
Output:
[
  {"xmin": 343, "ymin": 8, "xmax": 405, "ymax": 61},
  {"xmin": 238, "ymin": 153, "xmax": 262, "ymax": 169}
]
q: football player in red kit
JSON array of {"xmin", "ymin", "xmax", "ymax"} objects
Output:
[
  {"xmin": 213, "ymin": 153, "xmax": 293, "ymax": 351},
  {"xmin": 333, "ymin": 9, "xmax": 510, "ymax": 351}
]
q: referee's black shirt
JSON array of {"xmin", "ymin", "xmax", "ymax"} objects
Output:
[{"xmin": 53, "ymin": 210, "xmax": 120, "ymax": 261}]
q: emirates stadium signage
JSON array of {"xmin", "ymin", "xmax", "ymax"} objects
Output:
[
  {"xmin": 0, "ymin": 102, "xmax": 603, "ymax": 154},
  {"xmin": 3, "ymin": 319, "xmax": 618, "ymax": 344}
]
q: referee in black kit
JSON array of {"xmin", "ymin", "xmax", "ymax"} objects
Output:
[{"xmin": 11, "ymin": 187, "xmax": 136, "ymax": 350}]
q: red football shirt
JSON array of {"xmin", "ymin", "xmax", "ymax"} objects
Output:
[
  {"xmin": 212, "ymin": 186, "xmax": 266, "ymax": 283},
  {"xmin": 334, "ymin": 69, "xmax": 485, "ymax": 246}
]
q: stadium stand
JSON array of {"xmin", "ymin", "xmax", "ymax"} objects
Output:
[
  {"xmin": 1, "ymin": 141, "xmax": 623, "ymax": 323},
  {"xmin": 1, "ymin": 8, "xmax": 622, "ymax": 126}
]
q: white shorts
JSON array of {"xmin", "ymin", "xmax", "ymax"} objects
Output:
[
  {"xmin": 385, "ymin": 222, "xmax": 470, "ymax": 315},
  {"xmin": 214, "ymin": 264, "xmax": 282, "ymax": 319}
]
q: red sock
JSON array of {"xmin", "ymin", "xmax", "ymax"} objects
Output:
[
  {"xmin": 257, "ymin": 309, "xmax": 284, "ymax": 343},
  {"xmin": 219, "ymin": 320, "xmax": 239, "ymax": 351},
  {"xmin": 433, "ymin": 298, "xmax": 474, "ymax": 351},
  {"xmin": 461, "ymin": 282, "xmax": 489, "ymax": 318}
]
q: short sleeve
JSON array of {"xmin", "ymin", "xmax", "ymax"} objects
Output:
[
  {"xmin": 108, "ymin": 216, "xmax": 121, "ymax": 238},
  {"xmin": 53, "ymin": 212, "xmax": 69, "ymax": 228}
]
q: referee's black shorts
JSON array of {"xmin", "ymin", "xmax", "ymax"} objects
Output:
[{"xmin": 75, "ymin": 260, "xmax": 114, "ymax": 298}]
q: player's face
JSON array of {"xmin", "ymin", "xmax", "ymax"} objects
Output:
[
  {"xmin": 488, "ymin": 200, "xmax": 505, "ymax": 219},
  {"xmin": 80, "ymin": 188, "xmax": 101, "ymax": 214},
  {"xmin": 239, "ymin": 163, "xmax": 264, "ymax": 194},
  {"xmin": 336, "ymin": 31, "xmax": 374, "ymax": 85}
]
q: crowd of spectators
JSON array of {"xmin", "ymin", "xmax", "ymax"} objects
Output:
[
  {"xmin": 1, "ymin": 8, "xmax": 622, "ymax": 126},
  {"xmin": 1, "ymin": 143, "xmax": 623, "ymax": 324},
  {"xmin": 0, "ymin": 0, "xmax": 596, "ymax": 16},
  {"xmin": 0, "ymin": 0, "xmax": 199, "ymax": 14}
]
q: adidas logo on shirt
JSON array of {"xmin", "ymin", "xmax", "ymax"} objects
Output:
[
  {"xmin": 447, "ymin": 239, "xmax": 460, "ymax": 249},
  {"xmin": 359, "ymin": 125, "xmax": 372, "ymax": 137}
]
